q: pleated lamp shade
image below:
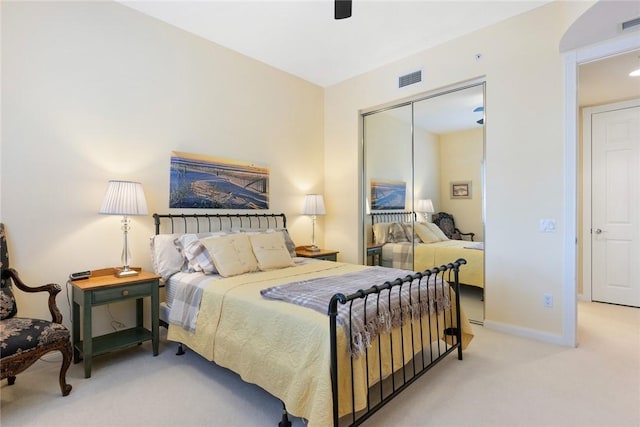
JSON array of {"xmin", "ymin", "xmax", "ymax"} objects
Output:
[
  {"xmin": 99, "ymin": 181, "xmax": 148, "ymax": 216},
  {"xmin": 303, "ymin": 194, "xmax": 326, "ymax": 216}
]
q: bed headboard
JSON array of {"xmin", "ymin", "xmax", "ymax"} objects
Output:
[
  {"xmin": 370, "ymin": 211, "xmax": 416, "ymax": 225},
  {"xmin": 153, "ymin": 213, "xmax": 287, "ymax": 235}
]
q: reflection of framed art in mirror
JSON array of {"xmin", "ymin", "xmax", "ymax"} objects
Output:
[
  {"xmin": 450, "ymin": 181, "xmax": 471, "ymax": 199},
  {"xmin": 371, "ymin": 180, "xmax": 406, "ymax": 210}
]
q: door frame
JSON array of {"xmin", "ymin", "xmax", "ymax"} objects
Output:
[
  {"xmin": 563, "ymin": 33, "xmax": 640, "ymax": 346},
  {"xmin": 581, "ymin": 98, "xmax": 640, "ymax": 303}
]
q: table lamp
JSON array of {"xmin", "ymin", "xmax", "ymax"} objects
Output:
[
  {"xmin": 303, "ymin": 194, "xmax": 326, "ymax": 252},
  {"xmin": 99, "ymin": 180, "xmax": 148, "ymax": 277}
]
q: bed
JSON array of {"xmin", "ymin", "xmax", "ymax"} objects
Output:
[
  {"xmin": 151, "ymin": 212, "xmax": 473, "ymax": 426},
  {"xmin": 371, "ymin": 212, "xmax": 484, "ymax": 289}
]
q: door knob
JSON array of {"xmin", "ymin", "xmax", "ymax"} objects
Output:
[{"xmin": 594, "ymin": 228, "xmax": 604, "ymax": 234}]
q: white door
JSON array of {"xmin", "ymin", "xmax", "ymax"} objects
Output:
[{"xmin": 591, "ymin": 103, "xmax": 640, "ymax": 307}]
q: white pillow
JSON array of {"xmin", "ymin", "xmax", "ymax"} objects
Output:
[
  {"xmin": 200, "ymin": 234, "xmax": 259, "ymax": 277},
  {"xmin": 249, "ymin": 232, "xmax": 295, "ymax": 271},
  {"xmin": 426, "ymin": 222, "xmax": 449, "ymax": 241},
  {"xmin": 414, "ymin": 222, "xmax": 440, "ymax": 243},
  {"xmin": 150, "ymin": 234, "xmax": 183, "ymax": 280}
]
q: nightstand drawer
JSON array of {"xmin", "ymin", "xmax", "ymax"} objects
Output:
[{"xmin": 92, "ymin": 282, "xmax": 152, "ymax": 304}]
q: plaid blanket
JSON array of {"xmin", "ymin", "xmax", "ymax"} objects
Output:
[
  {"xmin": 260, "ymin": 266, "xmax": 451, "ymax": 356},
  {"xmin": 168, "ymin": 273, "xmax": 222, "ymax": 332},
  {"xmin": 389, "ymin": 242, "xmax": 414, "ymax": 269}
]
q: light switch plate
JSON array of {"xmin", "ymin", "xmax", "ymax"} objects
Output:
[{"xmin": 540, "ymin": 218, "xmax": 557, "ymax": 233}]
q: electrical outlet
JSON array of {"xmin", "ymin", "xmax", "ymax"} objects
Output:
[{"xmin": 543, "ymin": 293, "xmax": 553, "ymax": 308}]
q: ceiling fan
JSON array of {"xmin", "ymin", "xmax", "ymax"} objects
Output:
[{"xmin": 335, "ymin": 0, "xmax": 352, "ymax": 19}]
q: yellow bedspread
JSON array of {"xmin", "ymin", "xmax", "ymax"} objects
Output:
[
  {"xmin": 413, "ymin": 241, "xmax": 484, "ymax": 288},
  {"xmin": 168, "ymin": 261, "xmax": 473, "ymax": 427}
]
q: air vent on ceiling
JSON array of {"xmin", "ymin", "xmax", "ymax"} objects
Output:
[
  {"xmin": 622, "ymin": 16, "xmax": 640, "ymax": 31},
  {"xmin": 398, "ymin": 70, "xmax": 422, "ymax": 88}
]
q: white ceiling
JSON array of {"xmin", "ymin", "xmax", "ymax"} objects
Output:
[
  {"xmin": 579, "ymin": 49, "xmax": 640, "ymax": 107},
  {"xmin": 120, "ymin": 0, "xmax": 551, "ymax": 88},
  {"xmin": 118, "ymin": 1, "xmax": 640, "ymax": 133}
]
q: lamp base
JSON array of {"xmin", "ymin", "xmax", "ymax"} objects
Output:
[
  {"xmin": 115, "ymin": 268, "xmax": 139, "ymax": 278},
  {"xmin": 306, "ymin": 245, "xmax": 321, "ymax": 252}
]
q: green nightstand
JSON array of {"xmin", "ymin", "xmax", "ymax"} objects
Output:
[
  {"xmin": 71, "ymin": 268, "xmax": 160, "ymax": 378},
  {"xmin": 367, "ymin": 243, "xmax": 383, "ymax": 266}
]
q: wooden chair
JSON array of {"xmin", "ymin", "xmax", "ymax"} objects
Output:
[
  {"xmin": 432, "ymin": 212, "xmax": 475, "ymax": 241},
  {"xmin": 0, "ymin": 224, "xmax": 72, "ymax": 396}
]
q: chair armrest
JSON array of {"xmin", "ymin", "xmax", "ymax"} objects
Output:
[
  {"xmin": 1, "ymin": 268, "xmax": 63, "ymax": 323},
  {"xmin": 455, "ymin": 229, "xmax": 475, "ymax": 241}
]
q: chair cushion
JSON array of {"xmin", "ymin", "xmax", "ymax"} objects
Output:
[{"xmin": 0, "ymin": 317, "xmax": 70, "ymax": 358}]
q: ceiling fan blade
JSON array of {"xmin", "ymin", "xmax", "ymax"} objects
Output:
[{"xmin": 335, "ymin": 0, "xmax": 352, "ymax": 19}]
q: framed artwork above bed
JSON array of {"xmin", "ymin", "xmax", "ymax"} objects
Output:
[
  {"xmin": 169, "ymin": 151, "xmax": 269, "ymax": 209},
  {"xmin": 370, "ymin": 180, "xmax": 406, "ymax": 210}
]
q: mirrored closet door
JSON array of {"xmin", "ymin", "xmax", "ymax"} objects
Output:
[{"xmin": 362, "ymin": 83, "xmax": 485, "ymax": 324}]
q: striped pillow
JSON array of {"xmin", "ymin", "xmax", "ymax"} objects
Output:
[{"xmin": 182, "ymin": 239, "xmax": 217, "ymax": 274}]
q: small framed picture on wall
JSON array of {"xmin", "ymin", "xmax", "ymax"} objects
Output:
[{"xmin": 450, "ymin": 181, "xmax": 471, "ymax": 199}]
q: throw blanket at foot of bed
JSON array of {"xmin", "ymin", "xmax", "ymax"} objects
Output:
[
  {"xmin": 260, "ymin": 266, "xmax": 452, "ymax": 356},
  {"xmin": 167, "ymin": 262, "xmax": 473, "ymax": 427}
]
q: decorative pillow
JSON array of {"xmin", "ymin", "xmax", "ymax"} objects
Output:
[
  {"xmin": 372, "ymin": 223, "xmax": 391, "ymax": 245},
  {"xmin": 387, "ymin": 223, "xmax": 409, "ymax": 243},
  {"xmin": 278, "ymin": 229, "xmax": 297, "ymax": 258},
  {"xmin": 249, "ymin": 232, "xmax": 295, "ymax": 271},
  {"xmin": 174, "ymin": 233, "xmax": 200, "ymax": 253},
  {"xmin": 149, "ymin": 234, "xmax": 184, "ymax": 280},
  {"xmin": 426, "ymin": 222, "xmax": 449, "ymax": 241},
  {"xmin": 182, "ymin": 239, "xmax": 218, "ymax": 274},
  {"xmin": 232, "ymin": 228, "xmax": 297, "ymax": 258},
  {"xmin": 200, "ymin": 234, "xmax": 259, "ymax": 277},
  {"xmin": 401, "ymin": 223, "xmax": 421, "ymax": 243},
  {"xmin": 414, "ymin": 222, "xmax": 440, "ymax": 243}
]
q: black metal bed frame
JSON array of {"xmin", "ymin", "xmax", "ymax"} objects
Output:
[
  {"xmin": 329, "ymin": 260, "xmax": 464, "ymax": 426},
  {"xmin": 370, "ymin": 210, "xmax": 416, "ymax": 225},
  {"xmin": 153, "ymin": 212, "xmax": 287, "ymax": 235},
  {"xmin": 153, "ymin": 212, "xmax": 465, "ymax": 427}
]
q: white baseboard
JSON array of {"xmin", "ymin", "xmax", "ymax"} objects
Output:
[{"xmin": 483, "ymin": 320, "xmax": 569, "ymax": 346}]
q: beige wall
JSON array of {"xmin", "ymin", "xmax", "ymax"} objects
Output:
[
  {"xmin": 1, "ymin": 1, "xmax": 324, "ymax": 334},
  {"xmin": 324, "ymin": 1, "xmax": 592, "ymax": 340},
  {"xmin": 2, "ymin": 0, "xmax": 597, "ymax": 343},
  {"xmin": 439, "ymin": 128, "xmax": 484, "ymax": 242}
]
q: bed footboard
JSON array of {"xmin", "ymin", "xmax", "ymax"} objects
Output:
[{"xmin": 329, "ymin": 259, "xmax": 466, "ymax": 426}]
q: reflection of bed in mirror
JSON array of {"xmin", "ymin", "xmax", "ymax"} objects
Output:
[{"xmin": 371, "ymin": 212, "xmax": 484, "ymax": 289}]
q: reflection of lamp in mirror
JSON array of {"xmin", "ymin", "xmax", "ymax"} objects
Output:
[
  {"xmin": 99, "ymin": 180, "xmax": 148, "ymax": 277},
  {"xmin": 303, "ymin": 194, "xmax": 326, "ymax": 252},
  {"xmin": 416, "ymin": 199, "xmax": 434, "ymax": 222}
]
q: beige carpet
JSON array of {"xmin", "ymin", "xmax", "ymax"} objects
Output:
[{"xmin": 1, "ymin": 301, "xmax": 638, "ymax": 427}]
